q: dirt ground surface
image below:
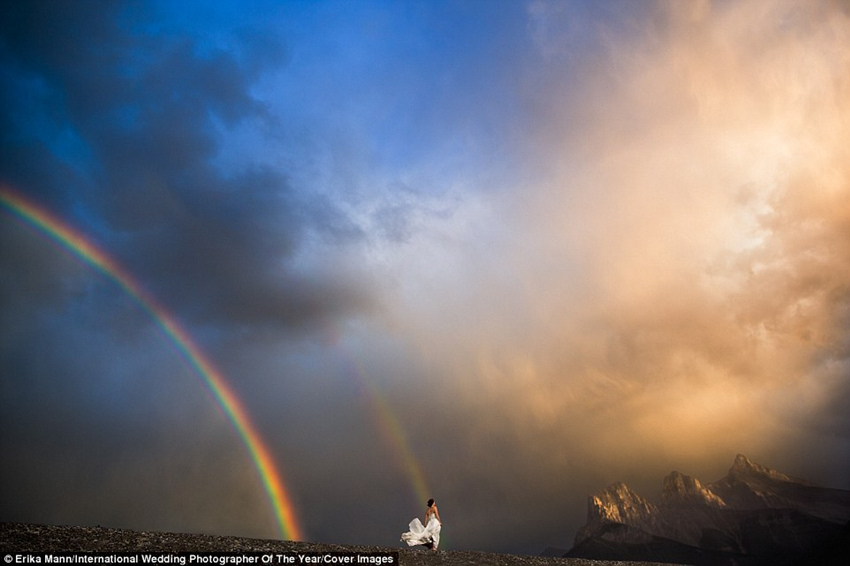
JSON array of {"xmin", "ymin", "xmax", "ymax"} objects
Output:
[{"xmin": 1, "ymin": 523, "xmax": 678, "ymax": 566}]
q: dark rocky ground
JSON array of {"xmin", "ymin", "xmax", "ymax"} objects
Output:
[{"xmin": 1, "ymin": 523, "xmax": 676, "ymax": 566}]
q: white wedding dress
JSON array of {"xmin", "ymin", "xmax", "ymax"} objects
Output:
[{"xmin": 401, "ymin": 516, "xmax": 441, "ymax": 549}]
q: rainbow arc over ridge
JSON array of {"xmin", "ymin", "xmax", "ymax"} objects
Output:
[{"xmin": 0, "ymin": 186, "xmax": 304, "ymax": 541}]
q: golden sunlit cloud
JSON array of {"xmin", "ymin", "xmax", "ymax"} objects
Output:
[{"xmin": 387, "ymin": 0, "xmax": 850, "ymax": 477}]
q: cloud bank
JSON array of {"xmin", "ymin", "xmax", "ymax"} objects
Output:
[{"xmin": 1, "ymin": 0, "xmax": 849, "ymax": 555}]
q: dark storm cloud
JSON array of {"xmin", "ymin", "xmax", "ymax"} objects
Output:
[
  {"xmin": 1, "ymin": 0, "xmax": 373, "ymax": 543},
  {"xmin": 1, "ymin": 0, "xmax": 370, "ymax": 331}
]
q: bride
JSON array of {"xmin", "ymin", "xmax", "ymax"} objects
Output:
[{"xmin": 401, "ymin": 498, "xmax": 442, "ymax": 551}]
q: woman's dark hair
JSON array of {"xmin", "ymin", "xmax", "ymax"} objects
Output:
[{"xmin": 427, "ymin": 498, "xmax": 435, "ymax": 507}]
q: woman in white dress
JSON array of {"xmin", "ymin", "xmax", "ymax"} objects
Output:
[{"xmin": 401, "ymin": 498, "xmax": 442, "ymax": 551}]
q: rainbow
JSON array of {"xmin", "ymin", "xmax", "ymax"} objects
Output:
[
  {"xmin": 363, "ymin": 376, "xmax": 431, "ymax": 505},
  {"xmin": 0, "ymin": 186, "xmax": 304, "ymax": 541},
  {"xmin": 329, "ymin": 329, "xmax": 431, "ymax": 506}
]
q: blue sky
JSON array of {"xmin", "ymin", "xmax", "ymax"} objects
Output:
[{"xmin": 2, "ymin": 0, "xmax": 850, "ymax": 556}]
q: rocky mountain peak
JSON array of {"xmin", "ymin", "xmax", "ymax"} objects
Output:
[
  {"xmin": 728, "ymin": 453, "xmax": 794, "ymax": 483},
  {"xmin": 575, "ymin": 482, "xmax": 662, "ymax": 545},
  {"xmin": 661, "ymin": 470, "xmax": 726, "ymax": 507},
  {"xmin": 570, "ymin": 455, "xmax": 850, "ymax": 565},
  {"xmin": 584, "ymin": 482, "xmax": 659, "ymax": 529}
]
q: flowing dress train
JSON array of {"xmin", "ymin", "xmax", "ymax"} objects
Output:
[{"xmin": 400, "ymin": 516, "xmax": 441, "ymax": 549}]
